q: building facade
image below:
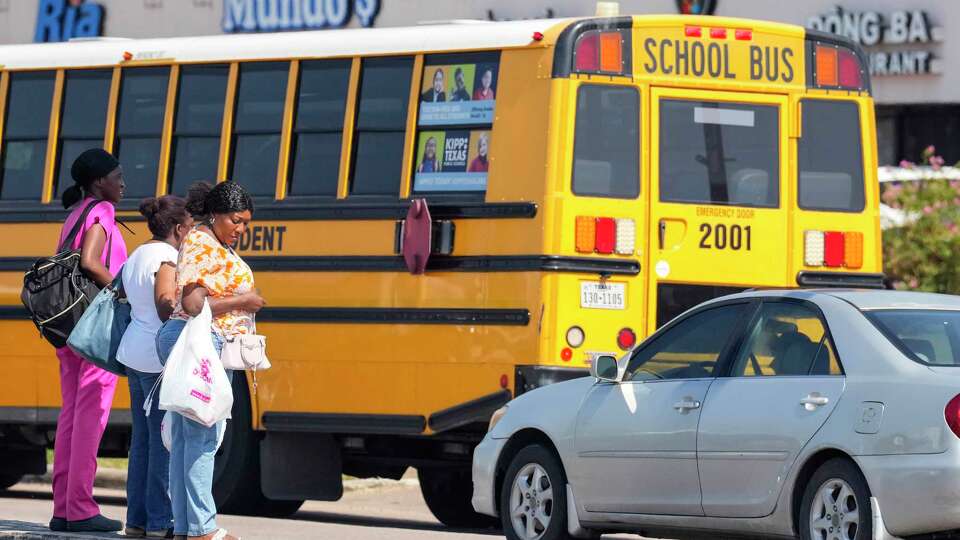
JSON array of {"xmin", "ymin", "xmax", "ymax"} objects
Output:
[{"xmin": 0, "ymin": 0, "xmax": 955, "ymax": 165}]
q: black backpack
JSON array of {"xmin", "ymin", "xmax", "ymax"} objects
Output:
[{"xmin": 21, "ymin": 200, "xmax": 109, "ymax": 348}]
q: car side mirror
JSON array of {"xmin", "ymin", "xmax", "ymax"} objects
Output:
[{"xmin": 591, "ymin": 355, "xmax": 619, "ymax": 382}]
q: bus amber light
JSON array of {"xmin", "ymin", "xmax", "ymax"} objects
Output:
[
  {"xmin": 844, "ymin": 231, "xmax": 863, "ymax": 269},
  {"xmin": 815, "ymin": 45, "xmax": 838, "ymax": 87},
  {"xmin": 599, "ymin": 31, "xmax": 623, "ymax": 73},
  {"xmin": 576, "ymin": 216, "xmax": 596, "ymax": 253}
]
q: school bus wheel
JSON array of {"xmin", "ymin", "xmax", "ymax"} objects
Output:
[{"xmin": 418, "ymin": 465, "xmax": 498, "ymax": 529}]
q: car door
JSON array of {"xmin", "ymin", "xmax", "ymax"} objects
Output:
[
  {"xmin": 697, "ymin": 299, "xmax": 845, "ymax": 517},
  {"xmin": 572, "ymin": 301, "xmax": 752, "ymax": 516}
]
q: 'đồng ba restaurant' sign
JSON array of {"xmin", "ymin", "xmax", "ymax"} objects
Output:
[
  {"xmin": 807, "ymin": 6, "xmax": 943, "ymax": 77},
  {"xmin": 223, "ymin": 0, "xmax": 380, "ymax": 32}
]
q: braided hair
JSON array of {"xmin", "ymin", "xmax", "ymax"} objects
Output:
[{"xmin": 185, "ymin": 181, "xmax": 254, "ymax": 221}]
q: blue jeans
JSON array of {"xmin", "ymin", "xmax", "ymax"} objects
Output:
[
  {"xmin": 126, "ymin": 368, "xmax": 172, "ymax": 531},
  {"xmin": 156, "ymin": 319, "xmax": 229, "ymax": 537}
]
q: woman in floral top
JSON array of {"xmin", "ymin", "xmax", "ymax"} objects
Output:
[{"xmin": 155, "ymin": 181, "xmax": 264, "ymax": 540}]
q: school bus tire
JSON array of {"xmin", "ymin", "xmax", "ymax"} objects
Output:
[
  {"xmin": 418, "ymin": 466, "xmax": 498, "ymax": 529},
  {"xmin": 0, "ymin": 473, "xmax": 23, "ymax": 491},
  {"xmin": 213, "ymin": 374, "xmax": 304, "ymax": 517}
]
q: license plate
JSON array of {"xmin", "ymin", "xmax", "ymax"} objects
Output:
[{"xmin": 580, "ymin": 282, "xmax": 626, "ymax": 310}]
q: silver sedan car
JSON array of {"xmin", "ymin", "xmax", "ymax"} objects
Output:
[{"xmin": 472, "ymin": 289, "xmax": 960, "ymax": 540}]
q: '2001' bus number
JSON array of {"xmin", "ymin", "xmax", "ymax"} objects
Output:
[{"xmin": 699, "ymin": 223, "xmax": 752, "ymax": 251}]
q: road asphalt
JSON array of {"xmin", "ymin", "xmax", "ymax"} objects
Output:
[{"xmin": 0, "ymin": 480, "xmax": 657, "ymax": 540}]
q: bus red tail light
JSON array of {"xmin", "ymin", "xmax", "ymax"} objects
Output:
[
  {"xmin": 945, "ymin": 394, "xmax": 960, "ymax": 439},
  {"xmin": 838, "ymin": 48, "xmax": 863, "ymax": 88},
  {"xmin": 595, "ymin": 218, "xmax": 616, "ymax": 254},
  {"xmin": 617, "ymin": 328, "xmax": 636, "ymax": 350},
  {"xmin": 574, "ymin": 32, "xmax": 600, "ymax": 72},
  {"xmin": 823, "ymin": 231, "xmax": 845, "ymax": 267}
]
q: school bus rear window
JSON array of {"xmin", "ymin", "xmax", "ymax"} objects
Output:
[
  {"xmin": 572, "ymin": 85, "xmax": 640, "ymax": 199},
  {"xmin": 659, "ymin": 100, "xmax": 779, "ymax": 208},
  {"xmin": 798, "ymin": 99, "xmax": 865, "ymax": 212}
]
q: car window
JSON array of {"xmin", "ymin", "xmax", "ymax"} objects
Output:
[
  {"xmin": 625, "ymin": 304, "xmax": 747, "ymax": 381},
  {"xmin": 868, "ymin": 310, "xmax": 960, "ymax": 366},
  {"xmin": 731, "ymin": 302, "xmax": 841, "ymax": 377}
]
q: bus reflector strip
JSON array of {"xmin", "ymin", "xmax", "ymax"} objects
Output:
[
  {"xmin": 576, "ymin": 216, "xmax": 596, "ymax": 253},
  {"xmin": 804, "ymin": 230, "xmax": 864, "ymax": 269},
  {"xmin": 844, "ymin": 232, "xmax": 864, "ymax": 269},
  {"xmin": 685, "ymin": 26, "xmax": 702, "ymax": 38},
  {"xmin": 595, "ymin": 218, "xmax": 616, "ymax": 254},
  {"xmin": 615, "ymin": 218, "xmax": 635, "ymax": 255},
  {"xmin": 735, "ymin": 29, "xmax": 753, "ymax": 40},
  {"xmin": 710, "ymin": 28, "xmax": 727, "ymax": 39}
]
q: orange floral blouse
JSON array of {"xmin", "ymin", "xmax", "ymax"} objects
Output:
[{"xmin": 171, "ymin": 228, "xmax": 255, "ymax": 336}]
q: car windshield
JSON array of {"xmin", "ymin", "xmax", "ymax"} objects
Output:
[{"xmin": 867, "ymin": 310, "xmax": 960, "ymax": 366}]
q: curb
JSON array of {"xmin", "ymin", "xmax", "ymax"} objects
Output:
[{"xmin": 21, "ymin": 466, "xmax": 418, "ymax": 493}]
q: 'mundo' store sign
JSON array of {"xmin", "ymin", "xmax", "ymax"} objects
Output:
[
  {"xmin": 223, "ymin": 0, "xmax": 381, "ymax": 33},
  {"xmin": 807, "ymin": 6, "xmax": 943, "ymax": 77}
]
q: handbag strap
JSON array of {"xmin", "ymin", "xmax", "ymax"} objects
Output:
[{"xmin": 58, "ymin": 199, "xmax": 105, "ymax": 253}]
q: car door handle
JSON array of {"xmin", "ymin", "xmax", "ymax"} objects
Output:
[
  {"xmin": 800, "ymin": 394, "xmax": 830, "ymax": 411},
  {"xmin": 673, "ymin": 399, "xmax": 701, "ymax": 413}
]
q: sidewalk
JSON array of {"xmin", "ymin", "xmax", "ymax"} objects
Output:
[{"xmin": 1, "ymin": 470, "xmax": 419, "ymax": 539}]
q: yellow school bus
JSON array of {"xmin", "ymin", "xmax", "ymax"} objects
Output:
[{"xmin": 0, "ymin": 12, "xmax": 881, "ymax": 525}]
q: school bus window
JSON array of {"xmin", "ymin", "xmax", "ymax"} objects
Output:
[
  {"xmin": 572, "ymin": 85, "xmax": 640, "ymax": 199},
  {"xmin": 55, "ymin": 69, "xmax": 112, "ymax": 198},
  {"xmin": 116, "ymin": 67, "xmax": 169, "ymax": 199},
  {"xmin": 0, "ymin": 72, "xmax": 55, "ymax": 201},
  {"xmin": 169, "ymin": 64, "xmax": 228, "ymax": 196},
  {"xmin": 350, "ymin": 56, "xmax": 413, "ymax": 197},
  {"xmin": 230, "ymin": 62, "xmax": 288, "ymax": 198},
  {"xmin": 660, "ymin": 100, "xmax": 779, "ymax": 208},
  {"xmin": 798, "ymin": 100, "xmax": 865, "ymax": 212},
  {"xmin": 412, "ymin": 52, "xmax": 499, "ymax": 198},
  {"xmin": 287, "ymin": 59, "xmax": 350, "ymax": 198}
]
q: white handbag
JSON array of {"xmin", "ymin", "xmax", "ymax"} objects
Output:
[{"xmin": 220, "ymin": 332, "xmax": 271, "ymax": 372}]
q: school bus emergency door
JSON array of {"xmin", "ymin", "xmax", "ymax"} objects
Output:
[{"xmin": 648, "ymin": 88, "xmax": 789, "ymax": 334}]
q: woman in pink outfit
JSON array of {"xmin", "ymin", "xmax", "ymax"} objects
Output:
[{"xmin": 49, "ymin": 148, "xmax": 128, "ymax": 533}]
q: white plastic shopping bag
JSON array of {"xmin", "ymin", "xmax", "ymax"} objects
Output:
[
  {"xmin": 161, "ymin": 410, "xmax": 227, "ymax": 452},
  {"xmin": 158, "ymin": 300, "xmax": 233, "ymax": 427}
]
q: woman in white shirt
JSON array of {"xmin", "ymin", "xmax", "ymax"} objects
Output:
[{"xmin": 116, "ymin": 196, "xmax": 194, "ymax": 538}]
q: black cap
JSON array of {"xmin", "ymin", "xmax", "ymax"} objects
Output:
[{"xmin": 70, "ymin": 148, "xmax": 119, "ymax": 186}]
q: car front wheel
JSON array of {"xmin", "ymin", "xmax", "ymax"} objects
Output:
[
  {"xmin": 800, "ymin": 458, "xmax": 873, "ymax": 540},
  {"xmin": 500, "ymin": 444, "xmax": 573, "ymax": 540}
]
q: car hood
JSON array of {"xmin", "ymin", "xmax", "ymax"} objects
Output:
[{"xmin": 489, "ymin": 376, "xmax": 597, "ymax": 440}]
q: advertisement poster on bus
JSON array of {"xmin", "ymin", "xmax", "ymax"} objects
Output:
[
  {"xmin": 418, "ymin": 61, "xmax": 498, "ymax": 126},
  {"xmin": 413, "ymin": 129, "xmax": 490, "ymax": 192}
]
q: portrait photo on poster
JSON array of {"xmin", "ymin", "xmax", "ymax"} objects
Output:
[
  {"xmin": 418, "ymin": 56, "xmax": 499, "ymax": 126},
  {"xmin": 414, "ymin": 129, "xmax": 491, "ymax": 192}
]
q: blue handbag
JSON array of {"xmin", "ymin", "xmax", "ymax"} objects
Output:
[{"xmin": 66, "ymin": 271, "xmax": 130, "ymax": 376}]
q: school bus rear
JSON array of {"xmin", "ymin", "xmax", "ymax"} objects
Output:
[{"xmin": 545, "ymin": 14, "xmax": 880, "ymax": 381}]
